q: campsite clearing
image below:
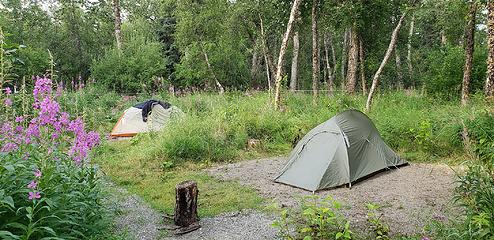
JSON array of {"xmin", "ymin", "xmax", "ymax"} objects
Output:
[{"xmin": 206, "ymin": 157, "xmax": 458, "ymax": 236}]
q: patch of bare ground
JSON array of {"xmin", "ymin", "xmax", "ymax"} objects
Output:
[{"xmin": 206, "ymin": 157, "xmax": 459, "ymax": 236}]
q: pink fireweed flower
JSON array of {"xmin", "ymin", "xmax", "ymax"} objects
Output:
[
  {"xmin": 14, "ymin": 126, "xmax": 23, "ymax": 133},
  {"xmin": 1, "ymin": 142, "xmax": 18, "ymax": 152},
  {"xmin": 34, "ymin": 169, "xmax": 42, "ymax": 178},
  {"xmin": 15, "ymin": 116, "xmax": 24, "ymax": 123},
  {"xmin": 4, "ymin": 87, "xmax": 11, "ymax": 95},
  {"xmin": 27, "ymin": 180, "xmax": 37, "ymax": 189},
  {"xmin": 33, "ymin": 77, "xmax": 52, "ymax": 108},
  {"xmin": 28, "ymin": 192, "xmax": 41, "ymax": 200},
  {"xmin": 38, "ymin": 97, "xmax": 60, "ymax": 126},
  {"xmin": 51, "ymin": 132, "xmax": 59, "ymax": 140},
  {"xmin": 4, "ymin": 98, "xmax": 12, "ymax": 107}
]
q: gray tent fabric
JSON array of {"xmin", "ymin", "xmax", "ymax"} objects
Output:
[{"xmin": 274, "ymin": 110, "xmax": 406, "ymax": 191}]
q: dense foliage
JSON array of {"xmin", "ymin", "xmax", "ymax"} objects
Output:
[
  {"xmin": 91, "ymin": 19, "xmax": 166, "ymax": 93},
  {"xmin": 0, "ymin": 0, "xmax": 491, "ymax": 99}
]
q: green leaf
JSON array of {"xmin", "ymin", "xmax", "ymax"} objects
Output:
[
  {"xmin": 5, "ymin": 222, "xmax": 27, "ymax": 231},
  {"xmin": 0, "ymin": 231, "xmax": 20, "ymax": 240},
  {"xmin": 303, "ymin": 236, "xmax": 313, "ymax": 240},
  {"xmin": 2, "ymin": 196, "xmax": 15, "ymax": 209},
  {"xmin": 3, "ymin": 165, "xmax": 15, "ymax": 172},
  {"xmin": 35, "ymin": 226, "xmax": 57, "ymax": 236}
]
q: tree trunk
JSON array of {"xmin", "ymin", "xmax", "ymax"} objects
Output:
[
  {"xmin": 329, "ymin": 32, "xmax": 337, "ymax": 73},
  {"xmin": 486, "ymin": 0, "xmax": 494, "ymax": 98},
  {"xmin": 345, "ymin": 25, "xmax": 359, "ymax": 94},
  {"xmin": 290, "ymin": 31, "xmax": 300, "ymax": 92},
  {"xmin": 324, "ymin": 33, "xmax": 334, "ymax": 95},
  {"xmin": 395, "ymin": 46, "xmax": 403, "ymax": 89},
  {"xmin": 341, "ymin": 28, "xmax": 350, "ymax": 88},
  {"xmin": 359, "ymin": 36, "xmax": 367, "ymax": 95},
  {"xmin": 251, "ymin": 48, "xmax": 259, "ymax": 79},
  {"xmin": 263, "ymin": 51, "xmax": 272, "ymax": 91},
  {"xmin": 311, "ymin": 0, "xmax": 319, "ymax": 100},
  {"xmin": 461, "ymin": 2, "xmax": 477, "ymax": 106},
  {"xmin": 259, "ymin": 14, "xmax": 276, "ymax": 90},
  {"xmin": 113, "ymin": 0, "xmax": 123, "ymax": 50},
  {"xmin": 274, "ymin": 0, "xmax": 303, "ymax": 109},
  {"xmin": 407, "ymin": 14, "xmax": 415, "ymax": 88},
  {"xmin": 201, "ymin": 45, "xmax": 224, "ymax": 94},
  {"xmin": 366, "ymin": 12, "xmax": 407, "ymax": 113}
]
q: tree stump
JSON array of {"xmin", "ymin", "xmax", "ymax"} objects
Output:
[{"xmin": 173, "ymin": 180, "xmax": 200, "ymax": 234}]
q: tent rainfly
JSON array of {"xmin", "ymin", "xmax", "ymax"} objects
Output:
[
  {"xmin": 110, "ymin": 100, "xmax": 182, "ymax": 137},
  {"xmin": 274, "ymin": 110, "xmax": 406, "ymax": 191}
]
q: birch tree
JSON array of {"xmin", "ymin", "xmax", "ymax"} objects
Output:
[
  {"xmin": 366, "ymin": 12, "xmax": 407, "ymax": 112},
  {"xmin": 290, "ymin": 31, "xmax": 300, "ymax": 92},
  {"xmin": 273, "ymin": 0, "xmax": 303, "ymax": 109},
  {"xmin": 461, "ymin": 1, "xmax": 477, "ymax": 106},
  {"xmin": 312, "ymin": 0, "xmax": 320, "ymax": 100},
  {"xmin": 113, "ymin": 0, "xmax": 123, "ymax": 50}
]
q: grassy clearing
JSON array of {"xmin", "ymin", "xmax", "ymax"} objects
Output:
[
  {"xmin": 91, "ymin": 90, "xmax": 491, "ymax": 218},
  {"xmin": 94, "ymin": 141, "xmax": 263, "ymax": 217}
]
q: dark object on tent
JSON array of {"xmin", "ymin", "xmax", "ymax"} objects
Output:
[
  {"xmin": 110, "ymin": 100, "xmax": 182, "ymax": 138},
  {"xmin": 274, "ymin": 110, "xmax": 407, "ymax": 192},
  {"xmin": 134, "ymin": 100, "xmax": 171, "ymax": 122}
]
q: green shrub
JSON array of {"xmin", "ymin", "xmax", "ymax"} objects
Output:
[
  {"xmin": 465, "ymin": 111, "xmax": 494, "ymax": 165},
  {"xmin": 91, "ymin": 19, "xmax": 165, "ymax": 93},
  {"xmin": 366, "ymin": 203, "xmax": 390, "ymax": 240},
  {"xmin": 0, "ymin": 153, "xmax": 107, "ymax": 239},
  {"xmin": 429, "ymin": 163, "xmax": 494, "ymax": 240},
  {"xmin": 422, "ymin": 45, "xmax": 487, "ymax": 100},
  {"xmin": 271, "ymin": 195, "xmax": 353, "ymax": 240},
  {"xmin": 455, "ymin": 164, "xmax": 494, "ymax": 239}
]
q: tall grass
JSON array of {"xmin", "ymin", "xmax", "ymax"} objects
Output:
[{"xmin": 101, "ymin": 90, "xmax": 490, "ymax": 165}]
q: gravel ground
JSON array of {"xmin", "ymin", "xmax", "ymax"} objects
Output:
[
  {"xmin": 103, "ymin": 179, "xmax": 163, "ymax": 240},
  {"xmin": 206, "ymin": 157, "xmax": 458, "ymax": 236},
  {"xmin": 164, "ymin": 210, "xmax": 278, "ymax": 240}
]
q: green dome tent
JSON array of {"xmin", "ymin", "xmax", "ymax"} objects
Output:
[{"xmin": 274, "ymin": 110, "xmax": 406, "ymax": 192}]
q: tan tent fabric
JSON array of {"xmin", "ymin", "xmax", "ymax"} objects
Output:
[{"xmin": 110, "ymin": 105, "xmax": 182, "ymax": 137}]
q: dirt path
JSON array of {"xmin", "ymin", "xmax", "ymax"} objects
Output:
[
  {"xmin": 103, "ymin": 179, "xmax": 163, "ymax": 240},
  {"xmin": 206, "ymin": 157, "xmax": 458, "ymax": 236}
]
